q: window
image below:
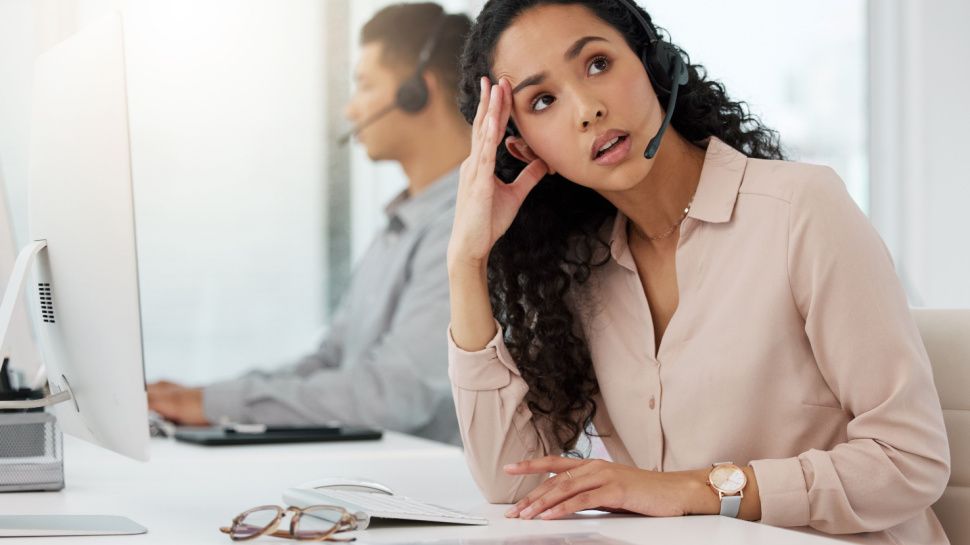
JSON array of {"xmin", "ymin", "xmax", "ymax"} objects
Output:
[{"xmin": 645, "ymin": 0, "xmax": 869, "ymax": 211}]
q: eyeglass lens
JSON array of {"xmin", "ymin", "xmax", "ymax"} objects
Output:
[
  {"xmin": 293, "ymin": 506, "xmax": 348, "ymax": 540},
  {"xmin": 233, "ymin": 506, "xmax": 282, "ymax": 540}
]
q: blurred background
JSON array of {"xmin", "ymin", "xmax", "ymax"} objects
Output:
[{"xmin": 0, "ymin": 0, "xmax": 966, "ymax": 384}]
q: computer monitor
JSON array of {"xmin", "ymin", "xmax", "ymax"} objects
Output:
[
  {"xmin": 24, "ymin": 9, "xmax": 150, "ymax": 463},
  {"xmin": 0, "ymin": 11, "xmax": 150, "ymax": 535}
]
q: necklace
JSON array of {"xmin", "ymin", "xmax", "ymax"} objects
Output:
[{"xmin": 634, "ymin": 193, "xmax": 696, "ymax": 242}]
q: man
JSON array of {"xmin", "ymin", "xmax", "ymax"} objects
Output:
[{"xmin": 148, "ymin": 3, "xmax": 472, "ymax": 445}]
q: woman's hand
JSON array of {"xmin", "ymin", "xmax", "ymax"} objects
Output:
[
  {"xmin": 503, "ymin": 456, "xmax": 724, "ymax": 520},
  {"xmin": 447, "ymin": 77, "xmax": 548, "ymax": 270}
]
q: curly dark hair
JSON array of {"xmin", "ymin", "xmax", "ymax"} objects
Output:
[{"xmin": 457, "ymin": 0, "xmax": 785, "ymax": 453}]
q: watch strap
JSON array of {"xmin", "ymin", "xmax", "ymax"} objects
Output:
[{"xmin": 719, "ymin": 494, "xmax": 742, "ymax": 518}]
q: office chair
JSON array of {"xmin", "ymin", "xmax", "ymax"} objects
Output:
[{"xmin": 913, "ymin": 308, "xmax": 970, "ymax": 545}]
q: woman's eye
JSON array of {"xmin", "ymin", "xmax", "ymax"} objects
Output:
[
  {"xmin": 531, "ymin": 95, "xmax": 555, "ymax": 112},
  {"xmin": 588, "ymin": 56, "xmax": 609, "ymax": 76}
]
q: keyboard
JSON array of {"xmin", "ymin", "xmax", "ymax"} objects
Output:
[{"xmin": 282, "ymin": 487, "xmax": 488, "ymax": 529}]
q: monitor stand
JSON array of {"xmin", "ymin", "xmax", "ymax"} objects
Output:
[
  {"xmin": 0, "ymin": 385, "xmax": 147, "ymax": 537},
  {"xmin": 0, "ymin": 515, "xmax": 147, "ymax": 537}
]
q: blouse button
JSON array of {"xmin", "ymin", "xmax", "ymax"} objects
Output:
[{"xmin": 648, "ymin": 396, "xmax": 656, "ymax": 410}]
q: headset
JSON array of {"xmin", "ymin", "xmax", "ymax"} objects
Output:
[
  {"xmin": 338, "ymin": 14, "xmax": 449, "ymax": 145},
  {"xmin": 615, "ymin": 0, "xmax": 689, "ymax": 159}
]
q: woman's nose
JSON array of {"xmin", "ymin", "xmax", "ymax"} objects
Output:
[
  {"xmin": 581, "ymin": 110, "xmax": 604, "ymax": 130},
  {"xmin": 576, "ymin": 92, "xmax": 606, "ymax": 131}
]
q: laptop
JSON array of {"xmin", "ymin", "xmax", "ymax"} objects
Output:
[{"xmin": 172, "ymin": 424, "xmax": 382, "ymax": 446}]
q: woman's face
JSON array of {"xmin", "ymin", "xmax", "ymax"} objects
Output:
[{"xmin": 493, "ymin": 4, "xmax": 663, "ymax": 192}]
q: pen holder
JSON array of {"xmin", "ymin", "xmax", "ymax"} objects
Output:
[{"xmin": 0, "ymin": 409, "xmax": 64, "ymax": 492}]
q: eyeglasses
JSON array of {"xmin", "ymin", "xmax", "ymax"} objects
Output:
[{"xmin": 220, "ymin": 504, "xmax": 359, "ymax": 542}]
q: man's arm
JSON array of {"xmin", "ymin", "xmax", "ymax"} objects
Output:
[
  {"xmin": 200, "ymin": 213, "xmax": 455, "ymax": 440},
  {"xmin": 148, "ymin": 301, "xmax": 349, "ymax": 425}
]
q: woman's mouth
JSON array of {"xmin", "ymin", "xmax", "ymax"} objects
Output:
[{"xmin": 591, "ymin": 130, "xmax": 631, "ymax": 166}]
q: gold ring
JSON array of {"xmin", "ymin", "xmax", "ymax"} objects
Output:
[{"xmin": 565, "ymin": 470, "xmax": 573, "ymax": 479}]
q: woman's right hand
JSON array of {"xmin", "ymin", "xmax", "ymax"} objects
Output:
[{"xmin": 447, "ymin": 77, "xmax": 548, "ymax": 270}]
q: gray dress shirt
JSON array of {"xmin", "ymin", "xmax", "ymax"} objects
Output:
[{"xmin": 203, "ymin": 168, "xmax": 459, "ymax": 444}]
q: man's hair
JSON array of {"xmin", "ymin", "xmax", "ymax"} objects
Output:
[{"xmin": 360, "ymin": 3, "xmax": 472, "ymax": 106}]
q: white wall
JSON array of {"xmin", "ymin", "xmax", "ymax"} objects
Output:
[
  {"xmin": 0, "ymin": 0, "xmax": 38, "ymax": 247},
  {"xmin": 124, "ymin": 1, "xmax": 328, "ymax": 382},
  {"xmin": 0, "ymin": 0, "xmax": 330, "ymax": 384},
  {"xmin": 869, "ymin": 0, "xmax": 970, "ymax": 307}
]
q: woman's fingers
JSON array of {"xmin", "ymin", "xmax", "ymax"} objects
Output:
[
  {"xmin": 497, "ymin": 78, "xmax": 513, "ymax": 135},
  {"xmin": 506, "ymin": 471, "xmax": 567, "ymax": 516},
  {"xmin": 509, "ymin": 158, "xmax": 547, "ymax": 202},
  {"xmin": 537, "ymin": 487, "xmax": 617, "ymax": 520},
  {"xmin": 478, "ymin": 83, "xmax": 504, "ymax": 168},
  {"xmin": 505, "ymin": 471, "xmax": 570, "ymax": 518},
  {"xmin": 520, "ymin": 472, "xmax": 606, "ymax": 520},
  {"xmin": 472, "ymin": 76, "xmax": 490, "ymax": 134},
  {"xmin": 464, "ymin": 78, "xmax": 493, "ymax": 185},
  {"xmin": 504, "ymin": 458, "xmax": 592, "ymax": 517}
]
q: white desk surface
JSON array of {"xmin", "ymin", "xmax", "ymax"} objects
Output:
[{"xmin": 1, "ymin": 433, "xmax": 846, "ymax": 544}]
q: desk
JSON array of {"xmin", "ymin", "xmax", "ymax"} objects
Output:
[{"xmin": 2, "ymin": 434, "xmax": 844, "ymax": 544}]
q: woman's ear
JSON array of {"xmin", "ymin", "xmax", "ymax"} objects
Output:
[{"xmin": 504, "ymin": 136, "xmax": 556, "ymax": 174}]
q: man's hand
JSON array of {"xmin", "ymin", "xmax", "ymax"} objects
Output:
[{"xmin": 147, "ymin": 381, "xmax": 210, "ymax": 426}]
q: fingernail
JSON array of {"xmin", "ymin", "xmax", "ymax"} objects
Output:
[
  {"xmin": 520, "ymin": 505, "xmax": 535, "ymax": 518},
  {"xmin": 504, "ymin": 508, "xmax": 517, "ymax": 517},
  {"xmin": 539, "ymin": 510, "xmax": 552, "ymax": 519},
  {"xmin": 503, "ymin": 463, "xmax": 517, "ymax": 471}
]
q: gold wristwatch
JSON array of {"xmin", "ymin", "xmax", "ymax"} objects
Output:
[{"xmin": 707, "ymin": 462, "xmax": 747, "ymax": 518}]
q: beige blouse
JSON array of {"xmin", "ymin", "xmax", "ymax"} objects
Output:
[{"xmin": 448, "ymin": 138, "xmax": 951, "ymax": 544}]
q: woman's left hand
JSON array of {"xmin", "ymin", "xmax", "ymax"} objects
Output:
[{"xmin": 503, "ymin": 456, "xmax": 716, "ymax": 520}]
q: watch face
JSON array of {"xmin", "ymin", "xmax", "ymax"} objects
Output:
[{"xmin": 710, "ymin": 465, "xmax": 746, "ymax": 494}]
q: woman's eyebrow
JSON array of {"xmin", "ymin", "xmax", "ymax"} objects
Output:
[
  {"xmin": 512, "ymin": 73, "xmax": 546, "ymax": 95},
  {"xmin": 565, "ymin": 35, "xmax": 608, "ymax": 60}
]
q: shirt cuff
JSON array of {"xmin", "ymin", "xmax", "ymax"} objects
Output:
[
  {"xmin": 447, "ymin": 320, "xmax": 520, "ymax": 391},
  {"xmin": 750, "ymin": 456, "xmax": 811, "ymax": 527},
  {"xmin": 202, "ymin": 379, "xmax": 250, "ymax": 424}
]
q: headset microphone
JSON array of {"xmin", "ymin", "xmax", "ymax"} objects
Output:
[
  {"xmin": 338, "ymin": 102, "xmax": 397, "ymax": 146},
  {"xmin": 644, "ymin": 54, "xmax": 687, "ymax": 159},
  {"xmin": 615, "ymin": 0, "xmax": 689, "ymax": 160}
]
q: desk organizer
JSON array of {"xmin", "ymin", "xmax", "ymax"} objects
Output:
[{"xmin": 0, "ymin": 410, "xmax": 64, "ymax": 492}]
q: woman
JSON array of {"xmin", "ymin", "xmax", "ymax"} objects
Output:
[{"xmin": 446, "ymin": 0, "xmax": 951, "ymax": 543}]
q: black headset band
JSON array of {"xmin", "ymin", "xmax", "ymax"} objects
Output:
[
  {"xmin": 614, "ymin": 0, "xmax": 659, "ymax": 46},
  {"xmin": 414, "ymin": 14, "xmax": 448, "ymax": 76}
]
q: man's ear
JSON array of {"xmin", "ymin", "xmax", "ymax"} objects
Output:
[
  {"xmin": 421, "ymin": 72, "xmax": 439, "ymax": 105},
  {"xmin": 505, "ymin": 136, "xmax": 556, "ymax": 175}
]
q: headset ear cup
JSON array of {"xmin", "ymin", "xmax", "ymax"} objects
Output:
[
  {"xmin": 670, "ymin": 52, "xmax": 688, "ymax": 86},
  {"xmin": 396, "ymin": 76, "xmax": 429, "ymax": 113},
  {"xmin": 651, "ymin": 43, "xmax": 670, "ymax": 79},
  {"xmin": 652, "ymin": 42, "xmax": 687, "ymax": 87}
]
